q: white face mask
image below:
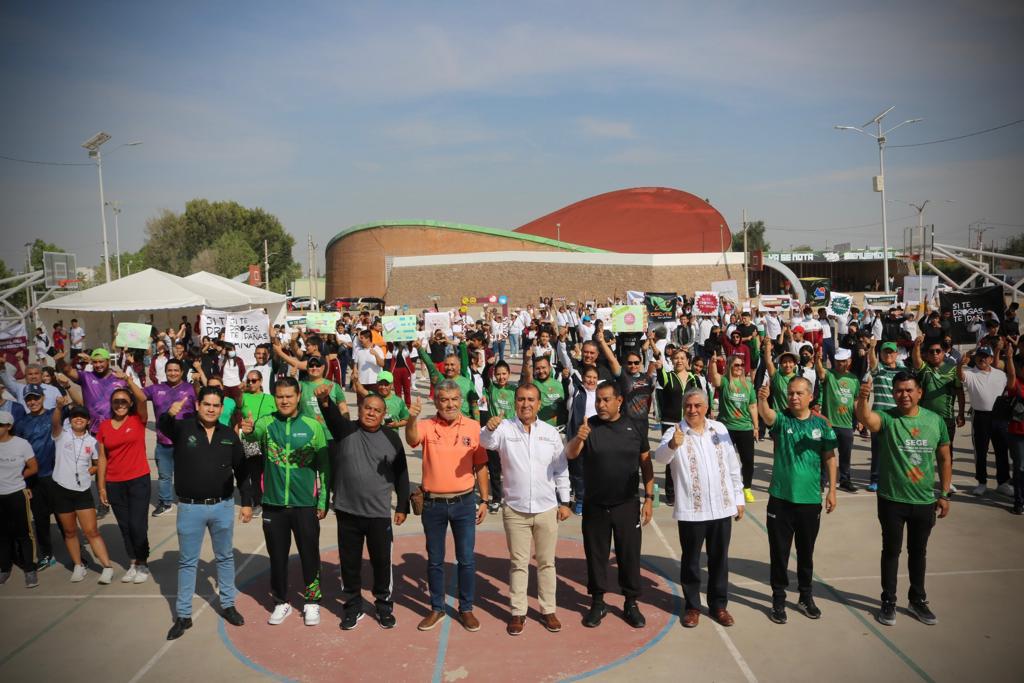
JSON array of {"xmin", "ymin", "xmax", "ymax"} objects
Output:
[{"xmin": 228, "ymin": 351, "xmax": 237, "ymax": 358}]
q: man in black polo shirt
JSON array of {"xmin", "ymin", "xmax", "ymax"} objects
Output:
[
  {"xmin": 159, "ymin": 386, "xmax": 253, "ymax": 640},
  {"xmin": 566, "ymin": 382, "xmax": 654, "ymax": 629}
]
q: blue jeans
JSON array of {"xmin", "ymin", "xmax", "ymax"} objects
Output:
[
  {"xmin": 508, "ymin": 332, "xmax": 521, "ymax": 357},
  {"xmin": 491, "ymin": 340, "xmax": 506, "ymax": 361},
  {"xmin": 422, "ymin": 496, "xmax": 477, "ymax": 612},
  {"xmin": 154, "ymin": 443, "xmax": 175, "ymax": 505},
  {"xmin": 176, "ymin": 499, "xmax": 236, "ymax": 618}
]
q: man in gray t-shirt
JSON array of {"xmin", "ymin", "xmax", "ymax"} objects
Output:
[{"xmin": 316, "ymin": 389, "xmax": 409, "ymax": 629}]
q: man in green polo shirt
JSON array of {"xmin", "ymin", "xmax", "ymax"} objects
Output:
[
  {"xmin": 757, "ymin": 376, "xmax": 837, "ymax": 625},
  {"xmin": 815, "ymin": 346, "xmax": 860, "ymax": 493},
  {"xmin": 414, "ymin": 338, "xmax": 478, "ymax": 419},
  {"xmin": 523, "ymin": 354, "xmax": 566, "ymax": 428},
  {"xmin": 856, "ymin": 371, "xmax": 951, "ymax": 627},
  {"xmin": 353, "ymin": 371, "xmax": 410, "ymax": 428},
  {"xmin": 867, "ymin": 338, "xmax": 903, "ymax": 491},
  {"xmin": 911, "ymin": 336, "xmax": 966, "ymax": 442}
]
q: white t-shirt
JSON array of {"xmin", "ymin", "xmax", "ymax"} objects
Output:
[
  {"xmin": 577, "ymin": 323, "xmax": 595, "ymax": 342},
  {"xmin": 69, "ymin": 326, "xmax": 86, "ymax": 349},
  {"xmin": 962, "ymin": 367, "xmax": 1008, "ymax": 412},
  {"xmin": 52, "ymin": 429, "xmax": 99, "ymax": 492},
  {"xmin": 0, "ymin": 435, "xmax": 35, "ymax": 494},
  {"xmin": 355, "ymin": 346, "xmax": 384, "ymax": 385}
]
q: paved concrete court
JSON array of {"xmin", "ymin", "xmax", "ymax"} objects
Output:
[{"xmin": 0, "ymin": 383, "xmax": 1020, "ymax": 683}]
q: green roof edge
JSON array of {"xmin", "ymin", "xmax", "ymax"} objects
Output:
[{"xmin": 325, "ymin": 220, "xmax": 607, "ymax": 254}]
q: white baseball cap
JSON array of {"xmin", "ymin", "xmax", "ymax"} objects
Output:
[
  {"xmin": 0, "ymin": 410, "xmax": 14, "ymax": 426},
  {"xmin": 834, "ymin": 348, "xmax": 852, "ymax": 361}
]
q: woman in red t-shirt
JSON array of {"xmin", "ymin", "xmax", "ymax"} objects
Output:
[{"xmin": 96, "ymin": 371, "xmax": 152, "ymax": 583}]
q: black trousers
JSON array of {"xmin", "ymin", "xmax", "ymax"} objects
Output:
[
  {"xmin": 659, "ymin": 424, "xmax": 675, "ymax": 499},
  {"xmin": 678, "ymin": 516, "xmax": 732, "ymax": 611},
  {"xmin": 262, "ymin": 505, "xmax": 321, "ymax": 604},
  {"xmin": 766, "ymin": 496, "xmax": 821, "ymax": 601},
  {"xmin": 869, "ymin": 431, "xmax": 881, "ymax": 485},
  {"xmin": 972, "ymin": 411, "xmax": 1010, "ymax": 485},
  {"xmin": 823, "ymin": 427, "xmax": 853, "ymax": 486},
  {"xmin": 0, "ymin": 490, "xmax": 36, "ymax": 572},
  {"xmin": 728, "ymin": 429, "xmax": 755, "ymax": 489},
  {"xmin": 943, "ymin": 417, "xmax": 957, "ymax": 445},
  {"xmin": 877, "ymin": 496, "xmax": 935, "ymax": 603},
  {"xmin": 486, "ymin": 449, "xmax": 503, "ymax": 503},
  {"xmin": 28, "ymin": 476, "xmax": 62, "ymax": 558},
  {"xmin": 247, "ymin": 454, "xmax": 264, "ymax": 507},
  {"xmin": 106, "ymin": 474, "xmax": 151, "ymax": 564},
  {"xmin": 336, "ymin": 510, "xmax": 393, "ymax": 611},
  {"xmin": 582, "ymin": 498, "xmax": 642, "ymax": 601},
  {"xmin": 569, "ymin": 456, "xmax": 585, "ymax": 501}
]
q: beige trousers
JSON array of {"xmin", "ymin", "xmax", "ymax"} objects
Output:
[{"xmin": 502, "ymin": 505, "xmax": 558, "ymax": 616}]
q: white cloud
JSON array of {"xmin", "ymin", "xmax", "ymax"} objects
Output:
[{"xmin": 577, "ymin": 117, "xmax": 636, "ymax": 139}]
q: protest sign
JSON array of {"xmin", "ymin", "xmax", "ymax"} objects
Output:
[
  {"xmin": 115, "ymin": 322, "xmax": 153, "ymax": 349},
  {"xmin": 711, "ymin": 280, "xmax": 739, "ymax": 304},
  {"xmin": 625, "ymin": 290, "xmax": 645, "ymax": 305},
  {"xmin": 758, "ymin": 294, "xmax": 787, "ymax": 310},
  {"xmin": 0, "ymin": 322, "xmax": 28, "ymax": 377},
  {"xmin": 903, "ymin": 275, "xmax": 939, "ymax": 307},
  {"xmin": 305, "ymin": 311, "xmax": 340, "ymax": 334},
  {"xmin": 694, "ymin": 291, "xmax": 720, "ymax": 316},
  {"xmin": 644, "ymin": 292, "xmax": 677, "ymax": 321},
  {"xmin": 611, "ymin": 305, "xmax": 645, "ymax": 333},
  {"xmin": 595, "ymin": 307, "xmax": 613, "ymax": 328},
  {"xmin": 383, "ymin": 315, "xmax": 417, "ymax": 342},
  {"xmin": 864, "ymin": 293, "xmax": 898, "ymax": 309},
  {"xmin": 424, "ymin": 311, "xmax": 452, "ymax": 336},
  {"xmin": 199, "ymin": 309, "xmax": 229, "ymax": 339},
  {"xmin": 800, "ymin": 277, "xmax": 831, "ymax": 305},
  {"xmin": 826, "ymin": 293, "xmax": 852, "ymax": 317},
  {"xmin": 939, "ymin": 285, "xmax": 1004, "ymax": 344},
  {"xmin": 224, "ymin": 310, "xmax": 270, "ymax": 367}
]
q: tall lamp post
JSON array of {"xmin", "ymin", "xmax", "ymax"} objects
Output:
[
  {"xmin": 834, "ymin": 107, "xmax": 922, "ymax": 294},
  {"xmin": 81, "ymin": 133, "xmax": 142, "ymax": 282},
  {"xmin": 106, "ymin": 200, "xmax": 123, "ymax": 278}
]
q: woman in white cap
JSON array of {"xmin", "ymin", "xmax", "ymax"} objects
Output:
[
  {"xmin": 50, "ymin": 397, "xmax": 114, "ymax": 583},
  {"xmin": 0, "ymin": 409, "xmax": 39, "ymax": 587}
]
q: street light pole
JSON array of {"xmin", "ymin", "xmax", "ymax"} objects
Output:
[
  {"xmin": 81, "ymin": 134, "xmax": 142, "ymax": 283},
  {"xmin": 107, "ymin": 200, "xmax": 123, "ymax": 278},
  {"xmin": 834, "ymin": 107, "xmax": 922, "ymax": 295}
]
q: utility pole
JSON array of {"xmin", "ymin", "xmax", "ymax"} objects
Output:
[
  {"xmin": 307, "ymin": 234, "xmax": 317, "ymax": 308},
  {"xmin": 264, "ymin": 239, "xmax": 270, "ymax": 291},
  {"xmin": 742, "ymin": 209, "xmax": 748, "ymax": 297},
  {"xmin": 107, "ymin": 200, "xmax": 123, "ymax": 278}
]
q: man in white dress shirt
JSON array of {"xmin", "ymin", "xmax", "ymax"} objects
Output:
[
  {"xmin": 655, "ymin": 387, "xmax": 744, "ymax": 629},
  {"xmin": 481, "ymin": 383, "xmax": 571, "ymax": 636}
]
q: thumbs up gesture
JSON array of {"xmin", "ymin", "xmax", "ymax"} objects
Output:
[
  {"xmin": 314, "ymin": 382, "xmax": 332, "ymax": 404},
  {"xmin": 858, "ymin": 377, "xmax": 873, "ymax": 401},
  {"xmin": 409, "ymin": 398, "xmax": 423, "ymax": 419},
  {"xmin": 240, "ymin": 411, "xmax": 255, "ymax": 434},
  {"xmin": 168, "ymin": 397, "xmax": 188, "ymax": 417},
  {"xmin": 575, "ymin": 421, "xmax": 591, "ymax": 442},
  {"xmin": 757, "ymin": 384, "xmax": 770, "ymax": 402},
  {"xmin": 669, "ymin": 424, "xmax": 685, "ymax": 449}
]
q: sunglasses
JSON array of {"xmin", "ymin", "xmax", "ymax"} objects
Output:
[
  {"xmin": 926, "ymin": 348, "xmax": 944, "ymax": 354},
  {"xmin": 626, "ymin": 361, "xmax": 642, "ymax": 366},
  {"xmin": 731, "ymin": 364, "xmax": 743, "ymax": 369},
  {"xmin": 246, "ymin": 378, "xmax": 262, "ymax": 384},
  {"xmin": 112, "ymin": 399, "xmax": 131, "ymax": 407}
]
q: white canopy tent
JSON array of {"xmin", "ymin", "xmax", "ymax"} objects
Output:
[{"xmin": 37, "ymin": 268, "xmax": 286, "ymax": 347}]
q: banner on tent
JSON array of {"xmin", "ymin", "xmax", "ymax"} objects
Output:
[
  {"xmin": 644, "ymin": 292, "xmax": 677, "ymax": 321},
  {"xmin": 115, "ymin": 323, "xmax": 153, "ymax": 350},
  {"xmin": 383, "ymin": 315, "xmax": 417, "ymax": 342},
  {"xmin": 939, "ymin": 285, "xmax": 1004, "ymax": 344},
  {"xmin": 611, "ymin": 305, "xmax": 645, "ymax": 333},
  {"xmin": 826, "ymin": 293, "xmax": 852, "ymax": 317},
  {"xmin": 694, "ymin": 291, "xmax": 720, "ymax": 316}
]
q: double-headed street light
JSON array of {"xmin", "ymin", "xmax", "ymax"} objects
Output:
[
  {"xmin": 834, "ymin": 107, "xmax": 922, "ymax": 294},
  {"xmin": 81, "ymin": 133, "xmax": 142, "ymax": 282}
]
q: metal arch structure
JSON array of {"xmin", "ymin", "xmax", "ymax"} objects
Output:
[
  {"xmin": 760, "ymin": 258, "xmax": 806, "ymax": 302},
  {"xmin": 0, "ymin": 271, "xmax": 60, "ymax": 338},
  {"xmin": 926, "ymin": 240, "xmax": 1024, "ymax": 302}
]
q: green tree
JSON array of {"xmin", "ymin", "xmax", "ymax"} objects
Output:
[
  {"xmin": 731, "ymin": 220, "xmax": 771, "ymax": 252},
  {"xmin": 1003, "ymin": 234, "xmax": 1024, "ymax": 258},
  {"xmin": 28, "ymin": 239, "xmax": 65, "ymax": 271}
]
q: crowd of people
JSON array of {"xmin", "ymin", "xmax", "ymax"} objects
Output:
[{"xmin": 0, "ymin": 291, "xmax": 1020, "ymax": 640}]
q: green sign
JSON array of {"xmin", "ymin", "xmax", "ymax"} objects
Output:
[
  {"xmin": 383, "ymin": 315, "xmax": 417, "ymax": 342},
  {"xmin": 305, "ymin": 311, "xmax": 340, "ymax": 333},
  {"xmin": 115, "ymin": 322, "xmax": 152, "ymax": 350},
  {"xmin": 611, "ymin": 305, "xmax": 645, "ymax": 333}
]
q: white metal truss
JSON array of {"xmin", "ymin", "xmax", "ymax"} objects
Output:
[{"xmin": 928, "ymin": 241, "xmax": 1023, "ymax": 301}]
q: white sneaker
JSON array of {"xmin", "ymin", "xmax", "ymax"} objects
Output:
[
  {"xmin": 971, "ymin": 484, "xmax": 988, "ymax": 497},
  {"xmin": 268, "ymin": 603, "xmax": 292, "ymax": 625},
  {"xmin": 303, "ymin": 603, "xmax": 321, "ymax": 626},
  {"xmin": 948, "ymin": 484, "xmax": 958, "ymax": 494},
  {"xmin": 133, "ymin": 565, "xmax": 150, "ymax": 584},
  {"xmin": 70, "ymin": 564, "xmax": 88, "ymax": 583},
  {"xmin": 98, "ymin": 567, "xmax": 114, "ymax": 584},
  {"xmin": 121, "ymin": 565, "xmax": 138, "ymax": 583},
  {"xmin": 996, "ymin": 482, "xmax": 1014, "ymax": 497}
]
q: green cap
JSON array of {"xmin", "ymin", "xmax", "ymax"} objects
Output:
[
  {"xmin": 376, "ymin": 370, "xmax": 394, "ymax": 384},
  {"xmin": 90, "ymin": 348, "xmax": 111, "ymax": 360},
  {"xmin": 880, "ymin": 342, "xmax": 898, "ymax": 353}
]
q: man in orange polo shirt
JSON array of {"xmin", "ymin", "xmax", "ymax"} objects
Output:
[{"xmin": 406, "ymin": 379, "xmax": 490, "ymax": 632}]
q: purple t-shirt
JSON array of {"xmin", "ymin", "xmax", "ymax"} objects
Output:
[
  {"xmin": 80, "ymin": 371, "xmax": 127, "ymax": 435},
  {"xmin": 144, "ymin": 382, "xmax": 197, "ymax": 446}
]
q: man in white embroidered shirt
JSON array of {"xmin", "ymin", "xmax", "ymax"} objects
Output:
[
  {"xmin": 655, "ymin": 388, "xmax": 744, "ymax": 629},
  {"xmin": 481, "ymin": 383, "xmax": 571, "ymax": 636}
]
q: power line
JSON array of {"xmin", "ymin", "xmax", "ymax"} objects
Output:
[
  {"xmin": 0, "ymin": 154, "xmax": 92, "ymax": 167},
  {"xmin": 888, "ymin": 118, "xmax": 1024, "ymax": 148}
]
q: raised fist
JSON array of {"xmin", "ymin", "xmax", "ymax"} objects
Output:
[
  {"xmin": 576, "ymin": 421, "xmax": 591, "ymax": 442},
  {"xmin": 757, "ymin": 385, "xmax": 770, "ymax": 402}
]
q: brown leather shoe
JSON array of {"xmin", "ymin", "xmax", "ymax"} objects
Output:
[
  {"xmin": 417, "ymin": 611, "xmax": 445, "ymax": 631},
  {"xmin": 506, "ymin": 615, "xmax": 525, "ymax": 636},
  {"xmin": 540, "ymin": 613, "xmax": 562, "ymax": 632},
  {"xmin": 712, "ymin": 608, "xmax": 734, "ymax": 627},
  {"xmin": 682, "ymin": 609, "xmax": 700, "ymax": 628},
  {"xmin": 458, "ymin": 611, "xmax": 481, "ymax": 632}
]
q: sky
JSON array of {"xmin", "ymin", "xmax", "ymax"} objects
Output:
[{"xmin": 1, "ymin": 0, "xmax": 1022, "ymax": 276}]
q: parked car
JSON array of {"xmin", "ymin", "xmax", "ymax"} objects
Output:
[
  {"xmin": 287, "ymin": 296, "xmax": 319, "ymax": 311},
  {"xmin": 323, "ymin": 296, "xmax": 386, "ymax": 313}
]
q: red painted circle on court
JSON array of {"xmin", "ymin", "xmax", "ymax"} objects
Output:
[{"xmin": 224, "ymin": 530, "xmax": 678, "ymax": 681}]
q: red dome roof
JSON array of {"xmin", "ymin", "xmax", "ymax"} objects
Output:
[{"xmin": 515, "ymin": 187, "xmax": 731, "ymax": 254}]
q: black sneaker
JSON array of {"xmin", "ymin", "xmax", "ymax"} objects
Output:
[
  {"xmin": 166, "ymin": 617, "xmax": 193, "ymax": 640},
  {"xmin": 663, "ymin": 495, "xmax": 675, "ymax": 506},
  {"xmin": 769, "ymin": 604, "xmax": 787, "ymax": 624},
  {"xmin": 341, "ymin": 608, "xmax": 364, "ymax": 630},
  {"xmin": 152, "ymin": 503, "xmax": 174, "ymax": 518},
  {"xmin": 97, "ymin": 505, "xmax": 110, "ymax": 519},
  {"xmin": 222, "ymin": 606, "xmax": 245, "ymax": 627},
  {"xmin": 839, "ymin": 481, "xmax": 859, "ymax": 493},
  {"xmin": 877, "ymin": 600, "xmax": 896, "ymax": 626},
  {"xmin": 487, "ymin": 501, "xmax": 501, "ymax": 514},
  {"xmin": 908, "ymin": 600, "xmax": 937, "ymax": 625},
  {"xmin": 1012, "ymin": 505, "xmax": 1023, "ymax": 516},
  {"xmin": 797, "ymin": 596, "xmax": 821, "ymax": 619},
  {"xmin": 377, "ymin": 609, "xmax": 396, "ymax": 629},
  {"xmin": 623, "ymin": 601, "xmax": 646, "ymax": 628},
  {"xmin": 582, "ymin": 601, "xmax": 607, "ymax": 628}
]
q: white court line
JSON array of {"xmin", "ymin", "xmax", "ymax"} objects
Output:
[
  {"xmin": 648, "ymin": 518, "xmax": 758, "ymax": 683},
  {"xmin": 127, "ymin": 540, "xmax": 266, "ymax": 683}
]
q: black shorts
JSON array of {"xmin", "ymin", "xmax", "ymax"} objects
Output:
[{"xmin": 53, "ymin": 483, "xmax": 95, "ymax": 514}]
